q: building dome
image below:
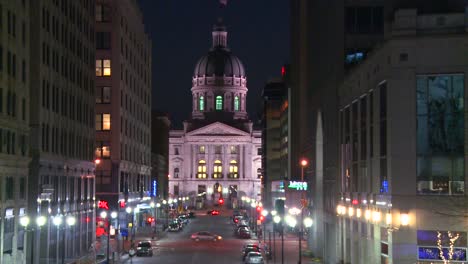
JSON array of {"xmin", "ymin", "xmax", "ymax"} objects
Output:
[
  {"xmin": 193, "ymin": 19, "xmax": 246, "ymax": 78},
  {"xmin": 193, "ymin": 49, "xmax": 245, "ymax": 77}
]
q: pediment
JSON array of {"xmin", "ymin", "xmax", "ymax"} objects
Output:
[{"xmin": 186, "ymin": 122, "xmax": 250, "ymax": 137}]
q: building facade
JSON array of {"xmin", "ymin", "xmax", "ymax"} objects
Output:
[
  {"xmin": 169, "ymin": 21, "xmax": 262, "ymax": 209},
  {"xmin": 28, "ymin": 0, "xmax": 96, "ymax": 263},
  {"xmin": 0, "ymin": 0, "xmax": 30, "ymax": 263},
  {"xmin": 151, "ymin": 111, "xmax": 170, "ymax": 201},
  {"xmin": 289, "ymin": 1, "xmax": 468, "ymax": 263},
  {"xmin": 336, "ymin": 8, "xmax": 468, "ymax": 264},
  {"xmin": 94, "ymin": 0, "xmax": 152, "ymax": 242}
]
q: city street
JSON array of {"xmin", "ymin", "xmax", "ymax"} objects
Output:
[
  {"xmin": 127, "ymin": 210, "xmax": 260, "ymax": 263},
  {"xmin": 124, "ymin": 210, "xmax": 313, "ymax": 264}
]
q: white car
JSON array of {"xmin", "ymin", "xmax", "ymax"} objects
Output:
[
  {"xmin": 190, "ymin": 231, "xmax": 222, "ymax": 241},
  {"xmin": 244, "ymin": 252, "xmax": 264, "ymax": 264}
]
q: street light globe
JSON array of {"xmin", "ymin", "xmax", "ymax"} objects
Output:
[
  {"xmin": 261, "ymin": 210, "xmax": 269, "ymax": 217},
  {"xmin": 111, "ymin": 212, "xmax": 118, "ymax": 219},
  {"xmin": 134, "ymin": 207, "xmax": 140, "ymax": 213},
  {"xmin": 168, "ymin": 199, "xmax": 173, "ymax": 204},
  {"xmin": 20, "ymin": 216, "xmax": 30, "ymax": 227},
  {"xmin": 150, "ymin": 202, "xmax": 155, "ymax": 208},
  {"xmin": 245, "ymin": 197, "xmax": 251, "ymax": 203},
  {"xmin": 287, "ymin": 216, "xmax": 297, "ymax": 228},
  {"xmin": 271, "ymin": 210, "xmax": 277, "ymax": 216},
  {"xmin": 304, "ymin": 217, "xmax": 313, "ymax": 228},
  {"xmin": 100, "ymin": 211, "xmax": 107, "ymax": 219},
  {"xmin": 273, "ymin": 215, "xmax": 281, "ymax": 224},
  {"xmin": 126, "ymin": 207, "xmax": 132, "ymax": 214},
  {"xmin": 162, "ymin": 200, "xmax": 167, "ymax": 205},
  {"xmin": 300, "ymin": 158, "xmax": 308, "ymax": 167},
  {"xmin": 36, "ymin": 216, "xmax": 47, "ymax": 227},
  {"xmin": 66, "ymin": 216, "xmax": 76, "ymax": 226},
  {"xmin": 53, "ymin": 216, "xmax": 63, "ymax": 226},
  {"xmin": 156, "ymin": 203, "xmax": 161, "ymax": 208}
]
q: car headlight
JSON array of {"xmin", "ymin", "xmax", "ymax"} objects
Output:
[
  {"xmin": 137, "ymin": 247, "xmax": 142, "ymax": 250},
  {"xmin": 217, "ymin": 236, "xmax": 222, "ymax": 240}
]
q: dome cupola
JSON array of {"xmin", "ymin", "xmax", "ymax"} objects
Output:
[{"xmin": 191, "ymin": 19, "xmax": 248, "ymax": 121}]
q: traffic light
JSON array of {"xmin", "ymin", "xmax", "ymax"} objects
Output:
[
  {"xmin": 258, "ymin": 215, "xmax": 265, "ymax": 222},
  {"xmin": 256, "ymin": 206, "xmax": 262, "ymax": 212},
  {"xmin": 147, "ymin": 217, "xmax": 154, "ymax": 223},
  {"xmin": 218, "ymin": 198, "xmax": 224, "ymax": 205}
]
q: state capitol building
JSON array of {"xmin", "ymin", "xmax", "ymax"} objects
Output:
[{"xmin": 168, "ymin": 20, "xmax": 262, "ymax": 209}]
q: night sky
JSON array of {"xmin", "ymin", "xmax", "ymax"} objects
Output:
[{"xmin": 138, "ymin": 0, "xmax": 290, "ymax": 128}]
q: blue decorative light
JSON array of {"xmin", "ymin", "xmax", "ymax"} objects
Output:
[
  {"xmin": 380, "ymin": 180, "xmax": 389, "ymax": 193},
  {"xmin": 152, "ymin": 180, "xmax": 157, "ymax": 197}
]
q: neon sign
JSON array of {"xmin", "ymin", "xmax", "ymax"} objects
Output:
[
  {"xmin": 288, "ymin": 181, "xmax": 308, "ymax": 191},
  {"xmin": 152, "ymin": 180, "xmax": 157, "ymax": 197},
  {"xmin": 98, "ymin": 200, "xmax": 109, "ymax": 210}
]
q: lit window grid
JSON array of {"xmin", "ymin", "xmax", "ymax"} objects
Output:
[
  {"xmin": 96, "ymin": 59, "xmax": 111, "ymax": 76},
  {"xmin": 199, "ymin": 96, "xmax": 204, "ymax": 111},
  {"xmin": 234, "ymin": 96, "xmax": 239, "ymax": 111},
  {"xmin": 216, "ymin": 96, "xmax": 223, "ymax": 110},
  {"xmin": 199, "ymin": 145, "xmax": 205, "ymax": 153}
]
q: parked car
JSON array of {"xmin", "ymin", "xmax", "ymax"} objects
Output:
[
  {"xmin": 244, "ymin": 252, "xmax": 264, "ymax": 264},
  {"xmin": 242, "ymin": 243, "xmax": 259, "ymax": 254},
  {"xmin": 168, "ymin": 222, "xmax": 181, "ymax": 232},
  {"xmin": 191, "ymin": 231, "xmax": 222, "ymax": 241},
  {"xmin": 136, "ymin": 241, "xmax": 153, "ymax": 257},
  {"xmin": 242, "ymin": 246, "xmax": 261, "ymax": 261},
  {"xmin": 238, "ymin": 228, "xmax": 251, "ymax": 239}
]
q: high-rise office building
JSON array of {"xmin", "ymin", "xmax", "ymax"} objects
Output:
[
  {"xmin": 94, "ymin": 0, "xmax": 152, "ymax": 244},
  {"xmin": 290, "ymin": 1, "xmax": 467, "ymax": 263},
  {"xmin": 28, "ymin": 0, "xmax": 96, "ymax": 263},
  {"xmin": 0, "ymin": 0, "xmax": 30, "ymax": 263}
]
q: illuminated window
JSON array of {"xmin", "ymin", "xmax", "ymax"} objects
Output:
[
  {"xmin": 228, "ymin": 160, "xmax": 238, "ymax": 179},
  {"xmin": 213, "ymin": 160, "xmax": 223, "ymax": 178},
  {"xmin": 96, "ymin": 59, "xmax": 111, "ymax": 76},
  {"xmin": 95, "ymin": 141, "xmax": 110, "ymax": 158},
  {"xmin": 199, "ymin": 96, "xmax": 204, "ymax": 111},
  {"xmin": 199, "ymin": 145, "xmax": 205, "ymax": 154},
  {"xmin": 216, "ymin": 96, "xmax": 223, "ymax": 110},
  {"xmin": 95, "ymin": 113, "xmax": 111, "ymax": 131},
  {"xmin": 234, "ymin": 96, "xmax": 239, "ymax": 111},
  {"xmin": 197, "ymin": 160, "xmax": 207, "ymax": 179}
]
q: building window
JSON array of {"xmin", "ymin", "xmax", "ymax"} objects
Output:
[
  {"xmin": 174, "ymin": 185, "xmax": 179, "ymax": 196},
  {"xmin": 215, "ymin": 145, "xmax": 222, "ymax": 154},
  {"xmin": 230, "ymin": 145, "xmax": 237, "ymax": 154},
  {"xmin": 257, "ymin": 168, "xmax": 262, "ymax": 179},
  {"xmin": 174, "ymin": 168, "xmax": 179, "ymax": 178},
  {"xmin": 215, "ymin": 95, "xmax": 223, "ymax": 110},
  {"xmin": 5, "ymin": 177, "xmax": 14, "ymax": 200},
  {"xmin": 199, "ymin": 145, "xmax": 205, "ymax": 154},
  {"xmin": 174, "ymin": 147, "xmax": 179, "ymax": 155},
  {"xmin": 197, "ymin": 160, "xmax": 207, "ymax": 179},
  {"xmin": 95, "ymin": 113, "xmax": 111, "ymax": 131},
  {"xmin": 96, "ymin": 86, "xmax": 111, "ymax": 104},
  {"xmin": 96, "ymin": 32, "xmax": 111, "ymax": 49},
  {"xmin": 199, "ymin": 96, "xmax": 204, "ymax": 111},
  {"xmin": 213, "ymin": 160, "xmax": 223, "ymax": 179},
  {"xmin": 96, "ymin": 59, "xmax": 111, "ymax": 76},
  {"xmin": 96, "ymin": 4, "xmax": 111, "ymax": 22},
  {"xmin": 95, "ymin": 141, "xmax": 110, "ymax": 158},
  {"xmin": 416, "ymin": 74, "xmax": 464, "ymax": 195},
  {"xmin": 228, "ymin": 160, "xmax": 238, "ymax": 179},
  {"xmin": 234, "ymin": 96, "xmax": 239, "ymax": 111}
]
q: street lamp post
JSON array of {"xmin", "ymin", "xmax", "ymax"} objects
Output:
[
  {"xmin": 273, "ymin": 215, "xmax": 282, "ymax": 264},
  {"xmin": 286, "ymin": 216, "xmax": 298, "ymax": 264},
  {"xmin": 20, "ymin": 216, "xmax": 47, "ymax": 264},
  {"xmin": 261, "ymin": 210, "xmax": 268, "ymax": 244},
  {"xmin": 299, "ymin": 158, "xmax": 308, "ymax": 264},
  {"xmin": 53, "ymin": 215, "xmax": 76, "ymax": 264}
]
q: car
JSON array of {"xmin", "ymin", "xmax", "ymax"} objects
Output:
[
  {"xmin": 207, "ymin": 210, "xmax": 214, "ymax": 215},
  {"xmin": 168, "ymin": 222, "xmax": 181, "ymax": 232},
  {"xmin": 191, "ymin": 231, "xmax": 222, "ymax": 241},
  {"xmin": 136, "ymin": 241, "xmax": 153, "ymax": 257},
  {"xmin": 242, "ymin": 246, "xmax": 261, "ymax": 261},
  {"xmin": 188, "ymin": 212, "xmax": 196, "ymax": 218},
  {"xmin": 211, "ymin": 210, "xmax": 220, "ymax": 216},
  {"xmin": 238, "ymin": 228, "xmax": 251, "ymax": 239},
  {"xmin": 244, "ymin": 251, "xmax": 264, "ymax": 264},
  {"xmin": 242, "ymin": 243, "xmax": 259, "ymax": 254}
]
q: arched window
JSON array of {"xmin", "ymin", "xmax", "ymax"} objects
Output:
[
  {"xmin": 213, "ymin": 160, "xmax": 223, "ymax": 178},
  {"xmin": 174, "ymin": 168, "xmax": 179, "ymax": 178},
  {"xmin": 234, "ymin": 96, "xmax": 239, "ymax": 111},
  {"xmin": 197, "ymin": 160, "xmax": 207, "ymax": 179},
  {"xmin": 215, "ymin": 95, "xmax": 223, "ymax": 110},
  {"xmin": 228, "ymin": 160, "xmax": 238, "ymax": 179},
  {"xmin": 199, "ymin": 96, "xmax": 204, "ymax": 111}
]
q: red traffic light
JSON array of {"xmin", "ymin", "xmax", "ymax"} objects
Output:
[
  {"xmin": 259, "ymin": 215, "xmax": 265, "ymax": 222},
  {"xmin": 256, "ymin": 206, "xmax": 262, "ymax": 212},
  {"xmin": 119, "ymin": 201, "xmax": 126, "ymax": 208},
  {"xmin": 147, "ymin": 217, "xmax": 154, "ymax": 223},
  {"xmin": 218, "ymin": 198, "xmax": 224, "ymax": 205}
]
